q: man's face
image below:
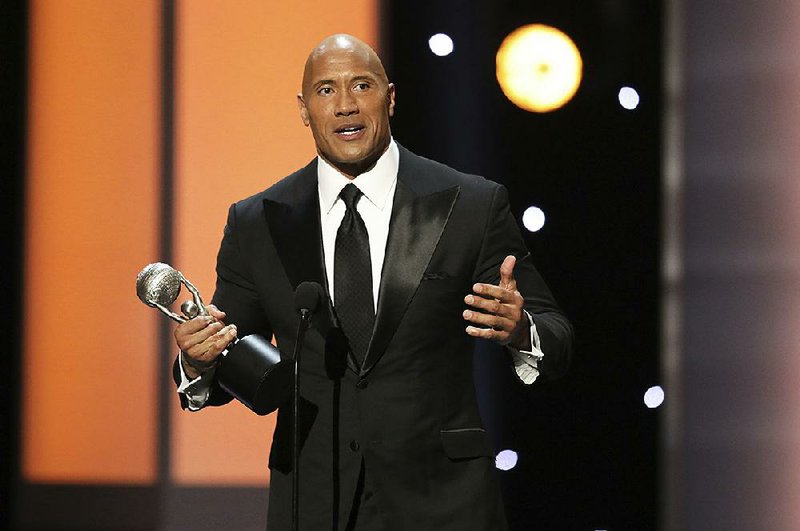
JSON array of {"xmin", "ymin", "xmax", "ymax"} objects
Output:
[{"xmin": 298, "ymin": 46, "xmax": 395, "ymax": 176}]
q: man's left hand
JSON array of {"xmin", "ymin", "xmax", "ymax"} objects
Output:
[{"xmin": 463, "ymin": 255, "xmax": 531, "ymax": 350}]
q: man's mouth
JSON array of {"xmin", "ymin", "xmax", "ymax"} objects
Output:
[{"xmin": 334, "ymin": 124, "xmax": 366, "ymax": 138}]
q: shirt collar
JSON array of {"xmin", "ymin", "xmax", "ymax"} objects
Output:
[{"xmin": 317, "ymin": 139, "xmax": 399, "ymax": 214}]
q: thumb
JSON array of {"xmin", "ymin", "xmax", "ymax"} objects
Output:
[{"xmin": 499, "ymin": 255, "xmax": 517, "ymax": 290}]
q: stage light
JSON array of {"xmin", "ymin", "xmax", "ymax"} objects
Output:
[
  {"xmin": 496, "ymin": 24, "xmax": 583, "ymax": 113},
  {"xmin": 429, "ymin": 33, "xmax": 454, "ymax": 57},
  {"xmin": 522, "ymin": 206, "xmax": 546, "ymax": 232},
  {"xmin": 495, "ymin": 449, "xmax": 518, "ymax": 471},
  {"xmin": 618, "ymin": 86, "xmax": 640, "ymax": 110},
  {"xmin": 644, "ymin": 385, "xmax": 664, "ymax": 409}
]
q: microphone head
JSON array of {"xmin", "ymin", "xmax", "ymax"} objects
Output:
[
  {"xmin": 136, "ymin": 262, "xmax": 182, "ymax": 308},
  {"xmin": 294, "ymin": 281, "xmax": 325, "ymax": 313}
]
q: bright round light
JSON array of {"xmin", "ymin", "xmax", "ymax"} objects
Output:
[
  {"xmin": 522, "ymin": 206, "xmax": 546, "ymax": 232},
  {"xmin": 618, "ymin": 86, "xmax": 640, "ymax": 110},
  {"xmin": 495, "ymin": 449, "xmax": 518, "ymax": 471},
  {"xmin": 428, "ymin": 33, "xmax": 454, "ymax": 57},
  {"xmin": 496, "ymin": 24, "xmax": 583, "ymax": 113},
  {"xmin": 644, "ymin": 385, "xmax": 665, "ymax": 409}
]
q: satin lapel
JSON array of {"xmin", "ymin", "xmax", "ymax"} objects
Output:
[
  {"xmin": 360, "ymin": 179, "xmax": 460, "ymax": 377},
  {"xmin": 262, "ymin": 168, "xmax": 337, "ymax": 347}
]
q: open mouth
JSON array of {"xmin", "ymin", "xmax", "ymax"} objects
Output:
[{"xmin": 334, "ymin": 124, "xmax": 365, "ymax": 138}]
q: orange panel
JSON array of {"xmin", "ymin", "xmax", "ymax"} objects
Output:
[
  {"xmin": 23, "ymin": 0, "xmax": 161, "ymax": 483},
  {"xmin": 172, "ymin": 0, "xmax": 377, "ymax": 484}
]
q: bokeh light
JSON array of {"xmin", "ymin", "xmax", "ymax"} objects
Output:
[
  {"xmin": 496, "ymin": 24, "xmax": 583, "ymax": 112},
  {"xmin": 495, "ymin": 449, "xmax": 519, "ymax": 471},
  {"xmin": 644, "ymin": 385, "xmax": 665, "ymax": 409},
  {"xmin": 428, "ymin": 33, "xmax": 454, "ymax": 57},
  {"xmin": 522, "ymin": 206, "xmax": 546, "ymax": 232},
  {"xmin": 618, "ymin": 86, "xmax": 640, "ymax": 110}
]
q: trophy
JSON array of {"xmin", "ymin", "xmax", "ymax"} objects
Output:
[{"xmin": 136, "ymin": 262, "xmax": 290, "ymax": 415}]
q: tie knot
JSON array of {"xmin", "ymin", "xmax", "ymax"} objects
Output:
[{"xmin": 339, "ymin": 183, "xmax": 363, "ymax": 211}]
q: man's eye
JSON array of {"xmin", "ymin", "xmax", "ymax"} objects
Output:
[
  {"xmin": 354, "ymin": 82, "xmax": 370, "ymax": 91},
  {"xmin": 318, "ymin": 87, "xmax": 333, "ymax": 95}
]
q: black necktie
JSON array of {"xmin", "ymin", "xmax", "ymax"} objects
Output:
[{"xmin": 334, "ymin": 183, "xmax": 375, "ymax": 364}]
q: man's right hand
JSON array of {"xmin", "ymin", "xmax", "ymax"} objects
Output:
[{"xmin": 174, "ymin": 304, "xmax": 237, "ymax": 380}]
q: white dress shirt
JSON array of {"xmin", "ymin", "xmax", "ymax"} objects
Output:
[
  {"xmin": 178, "ymin": 140, "xmax": 544, "ymax": 409},
  {"xmin": 318, "ymin": 140, "xmax": 398, "ymax": 308}
]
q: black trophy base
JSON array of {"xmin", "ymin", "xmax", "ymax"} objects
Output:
[{"xmin": 216, "ymin": 334, "xmax": 291, "ymax": 415}]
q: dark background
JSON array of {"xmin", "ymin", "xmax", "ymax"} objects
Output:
[
  {"xmin": 382, "ymin": 1, "xmax": 662, "ymax": 529},
  {"xmin": 1, "ymin": 0, "xmax": 27, "ymax": 530}
]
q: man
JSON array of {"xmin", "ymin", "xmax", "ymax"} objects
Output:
[{"xmin": 174, "ymin": 34, "xmax": 573, "ymax": 531}]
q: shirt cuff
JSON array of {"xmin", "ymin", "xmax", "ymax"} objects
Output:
[
  {"xmin": 176, "ymin": 351, "xmax": 216, "ymax": 411},
  {"xmin": 507, "ymin": 311, "xmax": 544, "ymax": 385}
]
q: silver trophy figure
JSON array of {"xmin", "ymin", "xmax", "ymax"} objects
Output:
[
  {"xmin": 136, "ymin": 262, "xmax": 208, "ymax": 322},
  {"xmin": 136, "ymin": 262, "xmax": 290, "ymax": 415}
]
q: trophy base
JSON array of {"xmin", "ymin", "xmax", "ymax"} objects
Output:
[{"xmin": 216, "ymin": 334, "xmax": 291, "ymax": 415}]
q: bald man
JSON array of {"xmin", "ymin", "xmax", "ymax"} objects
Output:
[{"xmin": 173, "ymin": 35, "xmax": 573, "ymax": 531}]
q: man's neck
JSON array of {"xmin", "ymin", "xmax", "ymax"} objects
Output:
[{"xmin": 321, "ymin": 141, "xmax": 391, "ymax": 180}]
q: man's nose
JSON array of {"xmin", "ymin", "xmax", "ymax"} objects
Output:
[{"xmin": 335, "ymin": 92, "xmax": 358, "ymax": 116}]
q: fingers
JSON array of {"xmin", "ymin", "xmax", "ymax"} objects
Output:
[
  {"xmin": 464, "ymin": 290, "xmax": 522, "ymax": 317},
  {"xmin": 464, "ymin": 323, "xmax": 511, "ymax": 342},
  {"xmin": 177, "ymin": 315, "xmax": 216, "ymax": 335},
  {"xmin": 463, "ymin": 255, "xmax": 523, "ymax": 344},
  {"xmin": 463, "ymin": 308, "xmax": 514, "ymax": 333},
  {"xmin": 174, "ymin": 313, "xmax": 237, "ymax": 364},
  {"xmin": 469, "ymin": 281, "xmax": 519, "ymax": 303},
  {"xmin": 175, "ymin": 305, "xmax": 226, "ymax": 341},
  {"xmin": 179, "ymin": 318, "xmax": 222, "ymax": 350},
  {"xmin": 463, "ymin": 291, "xmax": 522, "ymax": 339},
  {"xmin": 185, "ymin": 323, "xmax": 237, "ymax": 362},
  {"xmin": 463, "ymin": 298, "xmax": 517, "ymax": 343},
  {"xmin": 204, "ymin": 323, "xmax": 237, "ymax": 355},
  {"xmin": 206, "ymin": 304, "xmax": 226, "ymax": 320}
]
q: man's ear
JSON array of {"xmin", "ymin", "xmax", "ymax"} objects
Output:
[
  {"xmin": 387, "ymin": 83, "xmax": 396, "ymax": 117},
  {"xmin": 297, "ymin": 93, "xmax": 310, "ymax": 126}
]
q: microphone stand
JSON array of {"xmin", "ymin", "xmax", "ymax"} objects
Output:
[
  {"xmin": 291, "ymin": 309, "xmax": 312, "ymax": 531},
  {"xmin": 263, "ymin": 280, "xmax": 322, "ymax": 531}
]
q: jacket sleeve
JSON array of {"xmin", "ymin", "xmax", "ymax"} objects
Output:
[{"xmin": 172, "ymin": 202, "xmax": 274, "ymax": 409}]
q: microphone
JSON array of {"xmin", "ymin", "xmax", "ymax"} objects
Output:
[
  {"xmin": 294, "ymin": 281, "xmax": 325, "ymax": 318},
  {"xmin": 290, "ymin": 280, "xmax": 324, "ymax": 531}
]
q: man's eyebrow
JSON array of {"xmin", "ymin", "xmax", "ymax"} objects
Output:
[
  {"xmin": 313, "ymin": 79, "xmax": 335, "ymax": 89},
  {"xmin": 351, "ymin": 74, "xmax": 378, "ymax": 83},
  {"xmin": 312, "ymin": 74, "xmax": 378, "ymax": 90}
]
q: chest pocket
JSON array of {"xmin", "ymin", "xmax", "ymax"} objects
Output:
[{"xmin": 440, "ymin": 427, "xmax": 493, "ymax": 460}]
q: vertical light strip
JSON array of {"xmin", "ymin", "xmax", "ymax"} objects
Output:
[
  {"xmin": 172, "ymin": 0, "xmax": 377, "ymax": 485},
  {"xmin": 23, "ymin": 0, "xmax": 161, "ymax": 483},
  {"xmin": 680, "ymin": 1, "xmax": 800, "ymax": 528},
  {"xmin": 158, "ymin": 0, "xmax": 177, "ymax": 490},
  {"xmin": 661, "ymin": 0, "xmax": 684, "ymax": 529}
]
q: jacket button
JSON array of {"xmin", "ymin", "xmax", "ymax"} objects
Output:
[
  {"xmin": 356, "ymin": 379, "xmax": 369, "ymax": 389},
  {"xmin": 349, "ymin": 440, "xmax": 360, "ymax": 452}
]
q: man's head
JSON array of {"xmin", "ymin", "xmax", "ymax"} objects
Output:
[{"xmin": 298, "ymin": 34, "xmax": 396, "ymax": 178}]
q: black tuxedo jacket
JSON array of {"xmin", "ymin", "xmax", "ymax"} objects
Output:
[{"xmin": 175, "ymin": 145, "xmax": 573, "ymax": 530}]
